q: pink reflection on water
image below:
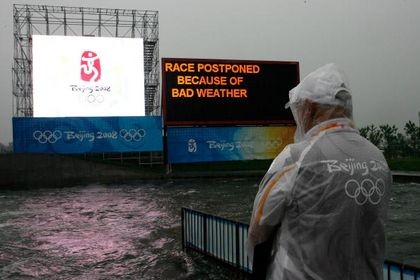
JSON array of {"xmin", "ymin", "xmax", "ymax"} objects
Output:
[{"xmin": 17, "ymin": 185, "xmax": 165, "ymax": 266}]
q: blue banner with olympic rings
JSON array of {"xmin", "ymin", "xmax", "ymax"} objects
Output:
[{"xmin": 13, "ymin": 116, "xmax": 163, "ymax": 153}]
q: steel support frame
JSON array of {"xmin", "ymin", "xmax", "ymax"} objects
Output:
[{"xmin": 12, "ymin": 4, "xmax": 160, "ymax": 117}]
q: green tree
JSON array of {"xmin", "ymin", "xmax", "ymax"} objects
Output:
[
  {"xmin": 379, "ymin": 124, "xmax": 399, "ymax": 157},
  {"xmin": 359, "ymin": 126, "xmax": 369, "ymax": 139},
  {"xmin": 404, "ymin": 121, "xmax": 420, "ymax": 154},
  {"xmin": 360, "ymin": 121, "xmax": 420, "ymax": 159},
  {"xmin": 359, "ymin": 124, "xmax": 383, "ymax": 147}
]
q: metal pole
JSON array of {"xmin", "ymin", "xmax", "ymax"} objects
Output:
[
  {"xmin": 203, "ymin": 214, "xmax": 207, "ymax": 253},
  {"xmin": 236, "ymin": 223, "xmax": 240, "ymax": 269},
  {"xmin": 181, "ymin": 208, "xmax": 185, "ymax": 250}
]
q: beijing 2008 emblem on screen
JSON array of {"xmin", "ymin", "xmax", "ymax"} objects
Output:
[{"xmin": 80, "ymin": 51, "xmax": 101, "ymax": 82}]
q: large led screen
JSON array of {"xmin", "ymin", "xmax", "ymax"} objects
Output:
[
  {"xmin": 32, "ymin": 35, "xmax": 145, "ymax": 117},
  {"xmin": 162, "ymin": 58, "xmax": 299, "ymax": 125}
]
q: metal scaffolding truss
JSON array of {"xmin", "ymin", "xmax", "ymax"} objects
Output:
[{"xmin": 12, "ymin": 4, "xmax": 160, "ymax": 116}]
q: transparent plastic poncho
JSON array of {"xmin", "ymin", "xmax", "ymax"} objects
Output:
[
  {"xmin": 286, "ymin": 63, "xmax": 353, "ymax": 142},
  {"xmin": 247, "ymin": 63, "xmax": 392, "ymax": 280}
]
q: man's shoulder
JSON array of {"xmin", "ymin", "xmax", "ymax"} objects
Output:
[{"xmin": 282, "ymin": 141, "xmax": 310, "ymax": 163}]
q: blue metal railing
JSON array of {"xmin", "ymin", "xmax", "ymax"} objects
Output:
[
  {"xmin": 181, "ymin": 207, "xmax": 420, "ymax": 280},
  {"xmin": 181, "ymin": 207, "xmax": 251, "ymax": 273}
]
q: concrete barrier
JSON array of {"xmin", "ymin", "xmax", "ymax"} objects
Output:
[
  {"xmin": 1, "ymin": 154, "xmax": 419, "ymax": 188},
  {"xmin": 0, "ymin": 154, "xmax": 163, "ymax": 188}
]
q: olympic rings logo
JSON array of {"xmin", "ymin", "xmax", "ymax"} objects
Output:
[
  {"xmin": 119, "ymin": 129, "xmax": 146, "ymax": 142},
  {"xmin": 344, "ymin": 178, "xmax": 385, "ymax": 205},
  {"xmin": 33, "ymin": 130, "xmax": 62, "ymax": 144},
  {"xmin": 87, "ymin": 94, "xmax": 104, "ymax": 103}
]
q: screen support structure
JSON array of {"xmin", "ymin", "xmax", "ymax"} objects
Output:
[{"xmin": 12, "ymin": 4, "xmax": 160, "ymax": 117}]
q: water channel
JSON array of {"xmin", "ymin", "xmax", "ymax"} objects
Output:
[{"xmin": 0, "ymin": 178, "xmax": 419, "ymax": 279}]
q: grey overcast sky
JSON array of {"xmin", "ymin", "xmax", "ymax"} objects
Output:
[{"xmin": 1, "ymin": 0, "xmax": 419, "ymax": 145}]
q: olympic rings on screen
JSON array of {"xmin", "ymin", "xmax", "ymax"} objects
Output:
[
  {"xmin": 33, "ymin": 130, "xmax": 62, "ymax": 144},
  {"xmin": 119, "ymin": 129, "xmax": 146, "ymax": 142},
  {"xmin": 344, "ymin": 178, "xmax": 385, "ymax": 205},
  {"xmin": 87, "ymin": 94, "xmax": 104, "ymax": 103}
]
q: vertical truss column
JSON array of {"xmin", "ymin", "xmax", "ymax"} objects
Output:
[{"xmin": 13, "ymin": 5, "xmax": 33, "ymax": 116}]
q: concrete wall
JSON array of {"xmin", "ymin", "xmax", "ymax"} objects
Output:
[
  {"xmin": 1, "ymin": 154, "xmax": 418, "ymax": 188},
  {"xmin": 0, "ymin": 154, "xmax": 161, "ymax": 188}
]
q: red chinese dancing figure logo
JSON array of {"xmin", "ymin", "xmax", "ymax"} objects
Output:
[{"xmin": 80, "ymin": 51, "xmax": 101, "ymax": 82}]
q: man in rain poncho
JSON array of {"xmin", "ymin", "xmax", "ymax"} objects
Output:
[{"xmin": 247, "ymin": 63, "xmax": 392, "ymax": 280}]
